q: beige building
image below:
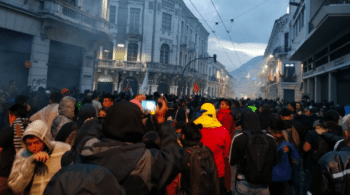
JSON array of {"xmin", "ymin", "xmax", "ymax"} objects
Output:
[
  {"xmin": 261, "ymin": 14, "xmax": 303, "ymax": 102},
  {"xmin": 94, "ymin": 0, "xmax": 233, "ymax": 98}
]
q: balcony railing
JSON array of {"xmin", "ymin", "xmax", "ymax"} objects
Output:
[
  {"xmin": 97, "ymin": 59, "xmax": 144, "ymax": 70},
  {"xmin": 180, "ymin": 36, "xmax": 188, "ymax": 46},
  {"xmin": 209, "ymin": 76, "xmax": 218, "ymax": 82},
  {"xmin": 309, "ymin": 0, "xmax": 350, "ymax": 33},
  {"xmin": 267, "ymin": 80, "xmax": 276, "ymax": 86},
  {"xmin": 126, "ymin": 25, "xmax": 142, "ymax": 35},
  {"xmin": 188, "ymin": 42, "xmax": 196, "ymax": 52},
  {"xmin": 41, "ymin": 0, "xmax": 109, "ymax": 34},
  {"xmin": 146, "ymin": 63, "xmax": 183, "ymax": 74}
]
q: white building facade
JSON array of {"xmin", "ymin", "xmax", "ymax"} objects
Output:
[
  {"xmin": 288, "ymin": 0, "xmax": 350, "ymax": 106},
  {"xmin": 262, "ymin": 14, "xmax": 303, "ymax": 102},
  {"xmin": 95, "ymin": 0, "xmax": 232, "ymax": 98},
  {"xmin": 0, "ymin": 0, "xmax": 110, "ymax": 93}
]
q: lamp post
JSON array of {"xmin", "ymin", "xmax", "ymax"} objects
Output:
[{"xmin": 178, "ymin": 54, "xmax": 217, "ymax": 97}]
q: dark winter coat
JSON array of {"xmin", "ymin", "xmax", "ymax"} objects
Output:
[
  {"xmin": 310, "ymin": 146, "xmax": 350, "ymax": 195},
  {"xmin": 229, "ymin": 112, "xmax": 278, "ymax": 181},
  {"xmin": 43, "ymin": 164, "xmax": 126, "ymax": 195},
  {"xmin": 62, "ymin": 102, "xmax": 182, "ymax": 195}
]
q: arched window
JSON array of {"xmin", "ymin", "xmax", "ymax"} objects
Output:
[
  {"xmin": 127, "ymin": 43, "xmax": 138, "ymax": 61},
  {"xmin": 160, "ymin": 44, "xmax": 170, "ymax": 64}
]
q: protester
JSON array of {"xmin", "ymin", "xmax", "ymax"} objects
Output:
[
  {"xmin": 30, "ymin": 92, "xmax": 62, "ymax": 132},
  {"xmin": 91, "ymin": 93, "xmax": 102, "ymax": 116},
  {"xmin": 8, "ymin": 120, "xmax": 71, "ymax": 195},
  {"xmin": 51, "ymin": 96, "xmax": 76, "ymax": 139},
  {"xmin": 0, "ymin": 104, "xmax": 28, "ymax": 194},
  {"xmin": 324, "ymin": 110, "xmax": 343, "ymax": 136},
  {"xmin": 230, "ymin": 112, "xmax": 277, "ymax": 195},
  {"xmin": 216, "ymin": 99, "xmax": 235, "ymax": 193},
  {"xmin": 99, "ymin": 94, "xmax": 114, "ymax": 118},
  {"xmin": 55, "ymin": 103, "xmax": 96, "ymax": 145},
  {"xmin": 268, "ymin": 116, "xmax": 300, "ymax": 195},
  {"xmin": 43, "ymin": 164, "xmax": 126, "ymax": 195},
  {"xmin": 217, "ymin": 99, "xmax": 235, "ymax": 137},
  {"xmin": 179, "ymin": 122, "xmax": 220, "ymax": 195},
  {"xmin": 303, "ymin": 120, "xmax": 333, "ymax": 194},
  {"xmin": 60, "ymin": 99, "xmax": 182, "ymax": 195},
  {"xmin": 194, "ymin": 103, "xmax": 231, "ymax": 195},
  {"xmin": 310, "ymin": 117, "xmax": 350, "ymax": 195}
]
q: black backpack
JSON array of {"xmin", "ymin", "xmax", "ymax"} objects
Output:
[
  {"xmin": 311, "ymin": 135, "xmax": 332, "ymax": 165},
  {"xmin": 242, "ymin": 131, "xmax": 274, "ymax": 184},
  {"xmin": 179, "ymin": 144, "xmax": 220, "ymax": 195}
]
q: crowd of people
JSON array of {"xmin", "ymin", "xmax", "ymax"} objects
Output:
[{"xmin": 0, "ymin": 85, "xmax": 349, "ymax": 195}]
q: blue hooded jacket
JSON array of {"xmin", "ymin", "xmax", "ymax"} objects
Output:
[{"xmin": 272, "ymin": 141, "xmax": 300, "ymax": 182}]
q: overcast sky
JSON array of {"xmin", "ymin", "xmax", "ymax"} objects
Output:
[{"xmin": 184, "ymin": 0, "xmax": 290, "ymax": 71}]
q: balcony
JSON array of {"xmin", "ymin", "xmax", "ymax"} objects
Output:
[
  {"xmin": 110, "ymin": 23, "xmax": 118, "ymax": 34},
  {"xmin": 209, "ymin": 76, "xmax": 218, "ymax": 82},
  {"xmin": 180, "ymin": 36, "xmax": 187, "ymax": 47},
  {"xmin": 146, "ymin": 63, "xmax": 182, "ymax": 74},
  {"xmin": 267, "ymin": 80, "xmax": 276, "ymax": 86},
  {"xmin": 97, "ymin": 59, "xmax": 144, "ymax": 70},
  {"xmin": 309, "ymin": 0, "xmax": 350, "ymax": 33},
  {"xmin": 126, "ymin": 25, "xmax": 142, "ymax": 41},
  {"xmin": 188, "ymin": 42, "xmax": 196, "ymax": 52},
  {"xmin": 290, "ymin": 0, "xmax": 350, "ymax": 60},
  {"xmin": 40, "ymin": 0, "xmax": 109, "ymax": 34}
]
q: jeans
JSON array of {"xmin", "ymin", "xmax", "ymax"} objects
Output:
[{"xmin": 235, "ymin": 179, "xmax": 270, "ymax": 195}]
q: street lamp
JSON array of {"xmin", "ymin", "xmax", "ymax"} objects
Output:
[{"xmin": 178, "ymin": 54, "xmax": 217, "ymax": 97}]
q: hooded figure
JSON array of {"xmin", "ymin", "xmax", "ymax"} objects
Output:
[
  {"xmin": 8, "ymin": 120, "xmax": 71, "ymax": 195},
  {"xmin": 229, "ymin": 112, "xmax": 277, "ymax": 190},
  {"xmin": 30, "ymin": 103, "xmax": 59, "ymax": 135},
  {"xmin": 51, "ymin": 96, "xmax": 76, "ymax": 139},
  {"xmin": 54, "ymin": 104, "xmax": 96, "ymax": 144},
  {"xmin": 61, "ymin": 101, "xmax": 182, "ymax": 195},
  {"xmin": 194, "ymin": 103, "xmax": 231, "ymax": 183},
  {"xmin": 43, "ymin": 164, "xmax": 126, "ymax": 195}
]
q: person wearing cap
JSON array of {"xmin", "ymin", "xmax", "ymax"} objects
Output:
[
  {"xmin": 194, "ymin": 103, "xmax": 231, "ymax": 195},
  {"xmin": 310, "ymin": 117, "xmax": 350, "ymax": 195},
  {"xmin": 303, "ymin": 120, "xmax": 333, "ymax": 194},
  {"xmin": 8, "ymin": 120, "xmax": 71, "ymax": 195}
]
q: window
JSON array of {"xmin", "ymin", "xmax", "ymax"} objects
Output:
[
  {"xmin": 162, "ymin": 13, "xmax": 172, "ymax": 31},
  {"xmin": 127, "ymin": 43, "xmax": 138, "ymax": 61},
  {"xmin": 149, "ymin": 2, "xmax": 154, "ymax": 10},
  {"xmin": 284, "ymin": 32, "xmax": 289, "ymax": 52},
  {"xmin": 181, "ymin": 21, "xmax": 184, "ymax": 35},
  {"xmin": 129, "ymin": 8, "xmax": 141, "ymax": 33},
  {"xmin": 109, "ymin": 6, "xmax": 117, "ymax": 24},
  {"xmin": 160, "ymin": 44, "xmax": 170, "ymax": 64},
  {"xmin": 179, "ymin": 52, "xmax": 182, "ymax": 66}
]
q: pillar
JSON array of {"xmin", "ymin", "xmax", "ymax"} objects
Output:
[
  {"xmin": 28, "ymin": 36, "xmax": 50, "ymax": 91},
  {"xmin": 80, "ymin": 50, "xmax": 95, "ymax": 93},
  {"xmin": 309, "ymin": 78, "xmax": 315, "ymax": 101},
  {"xmin": 329, "ymin": 72, "xmax": 337, "ymax": 102},
  {"xmin": 315, "ymin": 76, "xmax": 321, "ymax": 103}
]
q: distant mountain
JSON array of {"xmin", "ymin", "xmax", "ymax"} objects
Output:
[
  {"xmin": 229, "ymin": 56, "xmax": 264, "ymax": 78},
  {"xmin": 229, "ymin": 55, "xmax": 265, "ymax": 98}
]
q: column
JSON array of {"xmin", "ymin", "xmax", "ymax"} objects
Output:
[
  {"xmin": 28, "ymin": 36, "xmax": 50, "ymax": 91},
  {"xmin": 112, "ymin": 39, "xmax": 117, "ymax": 60},
  {"xmin": 80, "ymin": 50, "xmax": 95, "ymax": 93},
  {"xmin": 329, "ymin": 72, "xmax": 337, "ymax": 102},
  {"xmin": 315, "ymin": 76, "xmax": 321, "ymax": 103}
]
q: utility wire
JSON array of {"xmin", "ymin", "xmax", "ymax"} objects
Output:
[
  {"xmin": 210, "ymin": 0, "xmax": 243, "ymax": 69},
  {"xmin": 187, "ymin": 0, "xmax": 241, "ymax": 74}
]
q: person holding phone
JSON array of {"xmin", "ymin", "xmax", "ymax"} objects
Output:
[{"xmin": 58, "ymin": 98, "xmax": 182, "ymax": 195}]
